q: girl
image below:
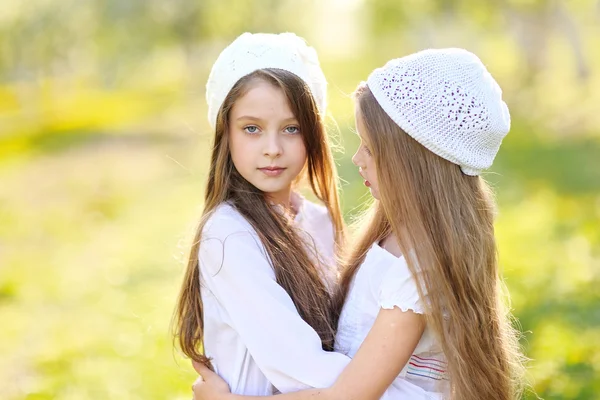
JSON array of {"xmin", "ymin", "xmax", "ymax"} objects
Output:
[
  {"xmin": 191, "ymin": 48, "xmax": 525, "ymax": 400},
  {"xmin": 173, "ymin": 32, "xmax": 356, "ymax": 396}
]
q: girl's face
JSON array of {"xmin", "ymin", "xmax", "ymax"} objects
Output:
[
  {"xmin": 228, "ymin": 79, "xmax": 307, "ymax": 204},
  {"xmin": 352, "ymin": 104, "xmax": 380, "ymax": 200}
]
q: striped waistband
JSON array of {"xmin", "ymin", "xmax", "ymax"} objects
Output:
[{"xmin": 406, "ymin": 354, "xmax": 448, "ymax": 381}]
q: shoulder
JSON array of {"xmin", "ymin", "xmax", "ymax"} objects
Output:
[
  {"xmin": 301, "ymin": 198, "xmax": 333, "ymax": 226},
  {"xmin": 304, "ymin": 199, "xmax": 329, "ymax": 216},
  {"xmin": 199, "ymin": 203, "xmax": 271, "ymax": 274},
  {"xmin": 378, "ymin": 253, "xmax": 426, "ymax": 314},
  {"xmin": 200, "ymin": 203, "xmax": 265, "ymax": 256},
  {"xmin": 202, "ymin": 202, "xmax": 256, "ymax": 240},
  {"xmin": 298, "ymin": 198, "xmax": 336, "ymax": 249}
]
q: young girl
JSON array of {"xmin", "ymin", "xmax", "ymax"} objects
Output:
[
  {"xmin": 173, "ymin": 32, "xmax": 358, "ymax": 396},
  {"xmin": 191, "ymin": 48, "xmax": 525, "ymax": 400}
]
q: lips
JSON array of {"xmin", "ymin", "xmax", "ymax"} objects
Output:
[
  {"xmin": 259, "ymin": 166, "xmax": 286, "ymax": 177},
  {"xmin": 359, "ymin": 170, "xmax": 371, "ymax": 187}
]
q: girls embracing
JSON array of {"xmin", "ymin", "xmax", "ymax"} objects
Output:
[{"xmin": 175, "ymin": 32, "xmax": 525, "ymax": 400}]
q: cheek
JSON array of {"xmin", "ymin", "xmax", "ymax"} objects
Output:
[
  {"xmin": 289, "ymin": 138, "xmax": 307, "ymax": 165},
  {"xmin": 228, "ymin": 132, "xmax": 252, "ymax": 167},
  {"xmin": 367, "ymin": 159, "xmax": 378, "ymax": 182},
  {"xmin": 367, "ymin": 159, "xmax": 376, "ymax": 173},
  {"xmin": 228, "ymin": 130, "xmax": 241, "ymax": 152}
]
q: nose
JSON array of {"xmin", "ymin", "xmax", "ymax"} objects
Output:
[
  {"xmin": 351, "ymin": 148, "xmax": 361, "ymax": 167},
  {"xmin": 263, "ymin": 131, "xmax": 283, "ymax": 159}
]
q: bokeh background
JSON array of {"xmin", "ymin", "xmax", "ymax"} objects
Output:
[{"xmin": 1, "ymin": 0, "xmax": 599, "ymax": 399}]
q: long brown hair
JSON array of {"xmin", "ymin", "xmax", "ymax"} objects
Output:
[
  {"xmin": 332, "ymin": 85, "xmax": 524, "ymax": 400},
  {"xmin": 174, "ymin": 69, "xmax": 345, "ymax": 367}
]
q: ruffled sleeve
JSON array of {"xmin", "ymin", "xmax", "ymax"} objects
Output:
[{"xmin": 378, "ymin": 258, "xmax": 426, "ymax": 314}]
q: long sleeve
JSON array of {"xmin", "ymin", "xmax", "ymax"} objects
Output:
[{"xmin": 199, "ymin": 210, "xmax": 350, "ymax": 394}]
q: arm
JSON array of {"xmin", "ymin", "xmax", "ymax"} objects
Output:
[
  {"xmin": 199, "ymin": 215, "xmax": 350, "ymax": 393},
  {"xmin": 194, "ymin": 307, "xmax": 426, "ymax": 400}
]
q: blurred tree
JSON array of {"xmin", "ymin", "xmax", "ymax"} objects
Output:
[{"xmin": 0, "ymin": 1, "xmax": 598, "ymax": 399}]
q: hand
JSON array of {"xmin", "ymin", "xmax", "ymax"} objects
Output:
[{"xmin": 192, "ymin": 360, "xmax": 232, "ymax": 400}]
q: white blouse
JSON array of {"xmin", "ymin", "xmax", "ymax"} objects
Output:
[
  {"xmin": 335, "ymin": 243, "xmax": 449, "ymax": 399},
  {"xmin": 198, "ymin": 196, "xmax": 349, "ymax": 395},
  {"xmin": 200, "ymin": 198, "xmax": 442, "ymax": 398}
]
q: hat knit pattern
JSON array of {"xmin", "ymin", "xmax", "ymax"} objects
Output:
[
  {"xmin": 367, "ymin": 48, "xmax": 511, "ymax": 175},
  {"xmin": 206, "ymin": 32, "xmax": 327, "ymax": 129}
]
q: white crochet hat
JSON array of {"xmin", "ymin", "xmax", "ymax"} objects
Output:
[
  {"xmin": 206, "ymin": 32, "xmax": 327, "ymax": 129},
  {"xmin": 366, "ymin": 48, "xmax": 510, "ymax": 175}
]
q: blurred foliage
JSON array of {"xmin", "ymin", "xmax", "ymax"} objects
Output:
[{"xmin": 1, "ymin": 0, "xmax": 599, "ymax": 399}]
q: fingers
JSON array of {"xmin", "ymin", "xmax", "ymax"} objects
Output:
[
  {"xmin": 192, "ymin": 360, "xmax": 216, "ymax": 379},
  {"xmin": 192, "ymin": 375, "xmax": 204, "ymax": 389},
  {"xmin": 192, "ymin": 360, "xmax": 205, "ymax": 375}
]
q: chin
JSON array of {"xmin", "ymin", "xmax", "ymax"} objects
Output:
[
  {"xmin": 255, "ymin": 182, "xmax": 291, "ymax": 195},
  {"xmin": 369, "ymin": 188, "xmax": 380, "ymax": 200}
]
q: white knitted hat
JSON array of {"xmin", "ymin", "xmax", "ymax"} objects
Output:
[
  {"xmin": 206, "ymin": 32, "xmax": 327, "ymax": 129},
  {"xmin": 366, "ymin": 48, "xmax": 510, "ymax": 175}
]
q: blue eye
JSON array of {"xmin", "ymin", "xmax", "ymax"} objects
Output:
[
  {"xmin": 244, "ymin": 125, "xmax": 259, "ymax": 134},
  {"xmin": 285, "ymin": 126, "xmax": 300, "ymax": 134}
]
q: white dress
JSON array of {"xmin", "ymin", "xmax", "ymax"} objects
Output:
[
  {"xmin": 335, "ymin": 242, "xmax": 449, "ymax": 399},
  {"xmin": 198, "ymin": 196, "xmax": 349, "ymax": 395}
]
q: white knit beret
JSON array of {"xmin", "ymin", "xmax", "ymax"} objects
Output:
[
  {"xmin": 206, "ymin": 32, "xmax": 328, "ymax": 129},
  {"xmin": 366, "ymin": 48, "xmax": 510, "ymax": 175}
]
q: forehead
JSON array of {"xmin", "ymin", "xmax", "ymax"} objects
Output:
[
  {"xmin": 230, "ymin": 80, "xmax": 294, "ymax": 118},
  {"xmin": 354, "ymin": 102, "xmax": 367, "ymax": 137}
]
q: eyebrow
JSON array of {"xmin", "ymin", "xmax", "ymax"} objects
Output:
[
  {"xmin": 235, "ymin": 115, "xmax": 298, "ymax": 123},
  {"xmin": 236, "ymin": 116, "xmax": 261, "ymax": 122}
]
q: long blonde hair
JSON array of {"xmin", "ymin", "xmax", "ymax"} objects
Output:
[
  {"xmin": 332, "ymin": 85, "xmax": 524, "ymax": 400},
  {"xmin": 174, "ymin": 69, "xmax": 345, "ymax": 367}
]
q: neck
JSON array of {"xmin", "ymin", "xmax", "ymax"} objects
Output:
[
  {"xmin": 266, "ymin": 187, "xmax": 293, "ymax": 209},
  {"xmin": 381, "ymin": 233, "xmax": 403, "ymax": 258},
  {"xmin": 266, "ymin": 188, "xmax": 299, "ymax": 219}
]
